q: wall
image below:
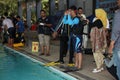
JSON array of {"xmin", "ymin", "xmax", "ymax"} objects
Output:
[
  {"xmin": 75, "ymin": 0, "xmax": 93, "ymax": 17},
  {"xmin": 57, "ymin": 0, "xmax": 93, "ymax": 16}
]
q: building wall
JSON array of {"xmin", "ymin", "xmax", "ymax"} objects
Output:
[
  {"xmin": 54, "ymin": 0, "xmax": 117, "ymax": 17},
  {"xmin": 57, "ymin": 0, "xmax": 93, "ymax": 16},
  {"xmin": 75, "ymin": 0, "xmax": 93, "ymax": 16},
  {"xmin": 85, "ymin": 0, "xmax": 93, "ymax": 16}
]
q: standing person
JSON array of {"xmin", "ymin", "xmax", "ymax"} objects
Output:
[
  {"xmin": 10, "ymin": 14, "xmax": 18, "ymax": 27},
  {"xmin": 95, "ymin": 8, "xmax": 110, "ymax": 47},
  {"xmin": 15, "ymin": 16, "xmax": 25, "ymax": 43},
  {"xmin": 63, "ymin": 6, "xmax": 83, "ymax": 70},
  {"xmin": 52, "ymin": 23, "xmax": 74, "ymax": 65},
  {"xmin": 37, "ymin": 10, "xmax": 52, "ymax": 56},
  {"xmin": 77, "ymin": 7, "xmax": 88, "ymax": 50},
  {"xmin": 108, "ymin": 0, "xmax": 120, "ymax": 79},
  {"xmin": 52, "ymin": 24, "xmax": 69, "ymax": 64},
  {"xmin": 90, "ymin": 9, "xmax": 107, "ymax": 73},
  {"xmin": 2, "ymin": 12, "xmax": 15, "ymax": 47}
]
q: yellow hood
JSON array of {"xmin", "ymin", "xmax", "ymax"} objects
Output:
[{"xmin": 95, "ymin": 8, "xmax": 107, "ymax": 28}]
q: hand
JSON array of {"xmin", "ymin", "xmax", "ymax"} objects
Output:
[
  {"xmin": 64, "ymin": 10, "xmax": 69, "ymax": 15},
  {"xmin": 108, "ymin": 51, "xmax": 113, "ymax": 55},
  {"xmin": 39, "ymin": 23, "xmax": 45, "ymax": 26},
  {"xmin": 4, "ymin": 25, "xmax": 8, "ymax": 30},
  {"xmin": 68, "ymin": 9, "xmax": 71, "ymax": 14},
  {"xmin": 103, "ymin": 43, "xmax": 107, "ymax": 49},
  {"xmin": 108, "ymin": 41, "xmax": 114, "ymax": 55},
  {"xmin": 108, "ymin": 47, "xmax": 113, "ymax": 55},
  {"xmin": 86, "ymin": 19, "xmax": 89, "ymax": 24},
  {"xmin": 77, "ymin": 13, "xmax": 81, "ymax": 17},
  {"xmin": 21, "ymin": 33, "xmax": 24, "ymax": 36},
  {"xmin": 52, "ymin": 32, "xmax": 58, "ymax": 39}
]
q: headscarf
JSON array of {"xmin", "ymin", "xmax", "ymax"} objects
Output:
[{"xmin": 95, "ymin": 8, "xmax": 108, "ymax": 29}]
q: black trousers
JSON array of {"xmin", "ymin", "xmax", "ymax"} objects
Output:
[
  {"xmin": 69, "ymin": 37, "xmax": 74, "ymax": 63},
  {"xmin": 59, "ymin": 36, "xmax": 74, "ymax": 63}
]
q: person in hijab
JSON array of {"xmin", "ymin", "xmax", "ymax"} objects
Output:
[{"xmin": 90, "ymin": 8, "xmax": 107, "ymax": 73}]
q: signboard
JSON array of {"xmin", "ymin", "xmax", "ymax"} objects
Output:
[
  {"xmin": 96, "ymin": 0, "xmax": 117, "ymax": 19},
  {"xmin": 32, "ymin": 42, "xmax": 39, "ymax": 52}
]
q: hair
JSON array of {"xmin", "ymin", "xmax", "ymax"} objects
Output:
[
  {"xmin": 16, "ymin": 15, "xmax": 21, "ymax": 19},
  {"xmin": 78, "ymin": 7, "xmax": 83, "ymax": 10},
  {"xmin": 4, "ymin": 12, "xmax": 8, "ymax": 17},
  {"xmin": 69, "ymin": 5, "xmax": 77, "ymax": 14},
  {"xmin": 69, "ymin": 5, "xmax": 77, "ymax": 11},
  {"xmin": 1, "ymin": 16, "xmax": 5, "ymax": 19},
  {"xmin": 40, "ymin": 10, "xmax": 46, "ymax": 13}
]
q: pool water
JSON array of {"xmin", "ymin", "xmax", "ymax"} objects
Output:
[{"xmin": 0, "ymin": 46, "xmax": 77, "ymax": 80}]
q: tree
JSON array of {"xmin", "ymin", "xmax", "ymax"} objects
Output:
[{"xmin": 0, "ymin": 0, "xmax": 18, "ymax": 16}]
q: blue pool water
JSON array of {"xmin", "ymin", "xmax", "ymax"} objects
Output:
[{"xmin": 0, "ymin": 46, "xmax": 77, "ymax": 80}]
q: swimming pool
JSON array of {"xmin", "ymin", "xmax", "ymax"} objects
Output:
[{"xmin": 0, "ymin": 45, "xmax": 77, "ymax": 80}]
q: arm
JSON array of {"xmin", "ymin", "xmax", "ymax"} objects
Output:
[
  {"xmin": 62, "ymin": 15, "xmax": 68, "ymax": 24},
  {"xmin": 16, "ymin": 22, "xmax": 19, "ymax": 29},
  {"xmin": 62, "ymin": 14, "xmax": 79, "ymax": 26},
  {"xmin": 51, "ymin": 15, "xmax": 66, "ymax": 38},
  {"xmin": 3, "ymin": 20, "xmax": 8, "ymax": 30},
  {"xmin": 102, "ymin": 28, "xmax": 107, "ymax": 48},
  {"xmin": 108, "ymin": 41, "xmax": 115, "ymax": 55},
  {"xmin": 45, "ymin": 24, "xmax": 52, "ymax": 27},
  {"xmin": 108, "ymin": 12, "xmax": 120, "ymax": 55},
  {"xmin": 52, "ymin": 31, "xmax": 58, "ymax": 39},
  {"xmin": 104, "ymin": 56, "xmax": 114, "ymax": 67},
  {"xmin": 67, "ymin": 14, "xmax": 79, "ymax": 26}
]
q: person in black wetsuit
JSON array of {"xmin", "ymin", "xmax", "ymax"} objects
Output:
[{"xmin": 52, "ymin": 22, "xmax": 74, "ymax": 65}]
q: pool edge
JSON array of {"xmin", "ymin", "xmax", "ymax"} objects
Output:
[{"xmin": 4, "ymin": 46, "xmax": 78, "ymax": 80}]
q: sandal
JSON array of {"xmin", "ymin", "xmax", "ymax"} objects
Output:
[{"xmin": 39, "ymin": 53, "xmax": 44, "ymax": 55}]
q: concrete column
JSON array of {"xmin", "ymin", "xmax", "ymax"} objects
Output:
[
  {"xmin": 85, "ymin": 0, "xmax": 93, "ymax": 16},
  {"xmin": 36, "ymin": 0, "xmax": 41, "ymax": 19},
  {"xmin": 18, "ymin": 0, "xmax": 22, "ymax": 18},
  {"xmin": 26, "ymin": 0, "xmax": 31, "ymax": 28},
  {"xmin": 58, "ymin": 0, "xmax": 67, "ymax": 10},
  {"xmin": 49, "ymin": 0, "xmax": 56, "ymax": 15}
]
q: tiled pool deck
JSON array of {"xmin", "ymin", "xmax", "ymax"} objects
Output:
[{"xmin": 12, "ymin": 39, "xmax": 116, "ymax": 80}]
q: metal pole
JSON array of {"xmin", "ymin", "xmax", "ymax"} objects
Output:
[
  {"xmin": 67, "ymin": 0, "xmax": 69, "ymax": 9},
  {"xmin": 93, "ymin": 0, "xmax": 96, "ymax": 15}
]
